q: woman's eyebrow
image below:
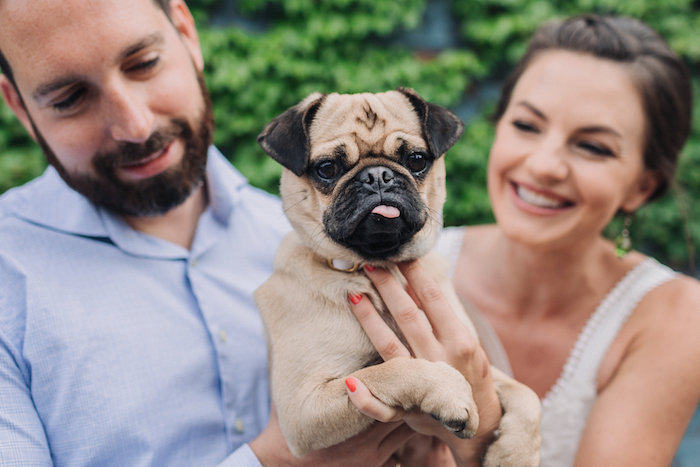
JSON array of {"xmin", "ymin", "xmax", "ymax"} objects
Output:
[
  {"xmin": 578, "ymin": 126, "xmax": 623, "ymax": 139},
  {"xmin": 515, "ymin": 101, "xmax": 547, "ymax": 121},
  {"xmin": 515, "ymin": 100, "xmax": 623, "ymax": 138}
]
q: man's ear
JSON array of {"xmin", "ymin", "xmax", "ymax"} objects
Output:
[
  {"xmin": 169, "ymin": 0, "xmax": 204, "ymax": 71},
  {"xmin": 0, "ymin": 75, "xmax": 36, "ymax": 141},
  {"xmin": 621, "ymin": 169, "xmax": 660, "ymax": 213}
]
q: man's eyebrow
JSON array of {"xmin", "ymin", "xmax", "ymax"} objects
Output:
[
  {"xmin": 32, "ymin": 33, "xmax": 165, "ymax": 101},
  {"xmin": 119, "ymin": 32, "xmax": 165, "ymax": 62},
  {"xmin": 33, "ymin": 75, "xmax": 83, "ymax": 100}
]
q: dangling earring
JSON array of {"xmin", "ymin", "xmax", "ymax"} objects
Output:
[{"xmin": 615, "ymin": 214, "xmax": 633, "ymax": 258}]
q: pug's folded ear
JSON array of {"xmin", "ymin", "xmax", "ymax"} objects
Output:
[
  {"xmin": 257, "ymin": 93, "xmax": 327, "ymax": 176},
  {"xmin": 397, "ymin": 87, "xmax": 464, "ymax": 158}
]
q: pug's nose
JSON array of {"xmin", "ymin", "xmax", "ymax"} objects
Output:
[{"xmin": 359, "ymin": 166, "xmax": 395, "ymax": 191}]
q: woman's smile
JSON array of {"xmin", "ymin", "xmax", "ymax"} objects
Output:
[{"xmin": 511, "ymin": 181, "xmax": 573, "ymax": 213}]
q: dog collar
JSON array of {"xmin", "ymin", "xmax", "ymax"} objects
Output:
[{"xmin": 326, "ymin": 258, "xmax": 362, "ymax": 273}]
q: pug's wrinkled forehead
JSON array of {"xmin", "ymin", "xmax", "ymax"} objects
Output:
[
  {"xmin": 257, "ymin": 87, "xmax": 463, "ymax": 179},
  {"xmin": 307, "ymin": 92, "xmax": 426, "ymax": 165}
]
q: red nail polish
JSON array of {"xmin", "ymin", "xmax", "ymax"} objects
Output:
[
  {"xmin": 345, "ymin": 377, "xmax": 357, "ymax": 393},
  {"xmin": 364, "ymin": 264, "xmax": 375, "ymax": 272},
  {"xmin": 348, "ymin": 293, "xmax": 362, "ymax": 305}
]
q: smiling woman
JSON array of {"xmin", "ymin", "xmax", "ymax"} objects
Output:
[
  {"xmin": 433, "ymin": 13, "xmax": 700, "ymax": 467},
  {"xmin": 488, "ymin": 50, "xmax": 652, "ymax": 250}
]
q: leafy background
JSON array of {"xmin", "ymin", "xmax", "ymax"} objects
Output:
[{"xmin": 1, "ymin": 0, "xmax": 698, "ymax": 274}]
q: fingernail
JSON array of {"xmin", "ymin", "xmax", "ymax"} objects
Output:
[
  {"xmin": 348, "ymin": 293, "xmax": 363, "ymax": 305},
  {"xmin": 364, "ymin": 264, "xmax": 375, "ymax": 272},
  {"xmin": 345, "ymin": 377, "xmax": 357, "ymax": 393}
]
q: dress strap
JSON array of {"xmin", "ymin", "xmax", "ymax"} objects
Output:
[
  {"xmin": 435, "ymin": 227, "xmax": 464, "ymax": 279},
  {"xmin": 543, "ymin": 257, "xmax": 676, "ymax": 407}
]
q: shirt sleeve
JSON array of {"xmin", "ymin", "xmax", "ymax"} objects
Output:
[
  {"xmin": 0, "ymin": 333, "xmax": 53, "ymax": 465},
  {"xmin": 0, "ymin": 256, "xmax": 53, "ymax": 466},
  {"xmin": 217, "ymin": 443, "xmax": 263, "ymax": 467}
]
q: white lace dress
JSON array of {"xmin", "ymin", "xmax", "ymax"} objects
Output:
[{"xmin": 436, "ymin": 227, "xmax": 676, "ymax": 466}]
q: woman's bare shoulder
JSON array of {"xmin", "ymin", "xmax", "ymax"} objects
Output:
[
  {"xmin": 582, "ymin": 269, "xmax": 700, "ymax": 467},
  {"xmin": 643, "ymin": 270, "xmax": 700, "ymax": 321},
  {"xmin": 630, "ymin": 269, "xmax": 700, "ymax": 364},
  {"xmin": 600, "ymin": 263, "xmax": 700, "ymax": 390}
]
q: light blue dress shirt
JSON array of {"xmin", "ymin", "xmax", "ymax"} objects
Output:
[{"xmin": 0, "ymin": 147, "xmax": 290, "ymax": 466}]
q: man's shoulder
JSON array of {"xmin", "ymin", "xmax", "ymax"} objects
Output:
[
  {"xmin": 0, "ymin": 166, "xmax": 108, "ymax": 240},
  {"xmin": 0, "ymin": 176, "xmax": 37, "ymax": 217},
  {"xmin": 0, "ymin": 173, "xmax": 47, "ymax": 234}
]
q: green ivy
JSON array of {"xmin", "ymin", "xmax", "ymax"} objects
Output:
[{"xmin": 0, "ymin": 0, "xmax": 698, "ymax": 271}]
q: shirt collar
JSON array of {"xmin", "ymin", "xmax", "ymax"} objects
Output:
[
  {"xmin": 8, "ymin": 146, "xmax": 250, "ymax": 258},
  {"xmin": 203, "ymin": 145, "xmax": 248, "ymax": 225}
]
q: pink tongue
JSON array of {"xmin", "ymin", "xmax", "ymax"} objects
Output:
[{"xmin": 371, "ymin": 205, "xmax": 400, "ymax": 219}]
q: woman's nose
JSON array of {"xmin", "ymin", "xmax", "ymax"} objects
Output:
[{"xmin": 524, "ymin": 137, "xmax": 569, "ymax": 182}]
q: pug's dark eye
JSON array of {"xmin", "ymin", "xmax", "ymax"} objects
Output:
[
  {"xmin": 405, "ymin": 152, "xmax": 429, "ymax": 175},
  {"xmin": 314, "ymin": 160, "xmax": 339, "ymax": 180}
]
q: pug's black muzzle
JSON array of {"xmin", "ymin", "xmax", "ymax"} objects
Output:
[{"xmin": 324, "ymin": 165, "xmax": 427, "ymax": 260}]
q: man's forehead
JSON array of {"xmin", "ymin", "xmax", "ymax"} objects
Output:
[
  {"xmin": 0, "ymin": 0, "xmax": 168, "ymax": 88},
  {"xmin": 1, "ymin": 0, "xmax": 165, "ymax": 40}
]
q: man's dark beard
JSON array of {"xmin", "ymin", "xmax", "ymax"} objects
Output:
[{"xmin": 33, "ymin": 73, "xmax": 214, "ymax": 217}]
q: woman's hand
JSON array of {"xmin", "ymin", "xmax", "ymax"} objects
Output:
[{"xmin": 346, "ymin": 260, "xmax": 502, "ymax": 465}]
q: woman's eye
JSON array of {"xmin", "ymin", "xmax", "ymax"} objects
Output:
[
  {"xmin": 406, "ymin": 152, "xmax": 429, "ymax": 174},
  {"xmin": 578, "ymin": 141, "xmax": 614, "ymax": 157},
  {"xmin": 314, "ymin": 160, "xmax": 339, "ymax": 180},
  {"xmin": 512, "ymin": 120, "xmax": 539, "ymax": 133}
]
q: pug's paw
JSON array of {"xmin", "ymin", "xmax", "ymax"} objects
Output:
[
  {"xmin": 482, "ymin": 373, "xmax": 541, "ymax": 467},
  {"xmin": 420, "ymin": 362, "xmax": 479, "ymax": 439},
  {"xmin": 483, "ymin": 431, "xmax": 540, "ymax": 467}
]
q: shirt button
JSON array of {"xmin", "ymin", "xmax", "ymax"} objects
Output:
[
  {"xmin": 235, "ymin": 418, "xmax": 245, "ymax": 433},
  {"xmin": 190, "ymin": 258, "xmax": 199, "ymax": 268},
  {"xmin": 218, "ymin": 329, "xmax": 228, "ymax": 343}
]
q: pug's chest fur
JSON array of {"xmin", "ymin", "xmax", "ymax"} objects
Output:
[{"xmin": 259, "ymin": 231, "xmax": 410, "ymax": 369}]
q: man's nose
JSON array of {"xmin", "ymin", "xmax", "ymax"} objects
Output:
[{"xmin": 104, "ymin": 82, "xmax": 154, "ymax": 143}]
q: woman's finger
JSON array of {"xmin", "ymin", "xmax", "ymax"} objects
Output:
[
  {"xmin": 348, "ymin": 292, "xmax": 411, "ymax": 360},
  {"xmin": 345, "ymin": 376, "xmax": 403, "ymax": 423},
  {"xmin": 363, "ymin": 265, "xmax": 440, "ymax": 356},
  {"xmin": 398, "ymin": 260, "xmax": 469, "ymax": 343}
]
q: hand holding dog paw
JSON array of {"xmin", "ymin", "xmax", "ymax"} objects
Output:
[
  {"xmin": 348, "ymin": 260, "xmax": 503, "ymax": 465},
  {"xmin": 345, "ymin": 379, "xmax": 458, "ymax": 466}
]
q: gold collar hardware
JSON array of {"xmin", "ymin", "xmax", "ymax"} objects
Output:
[{"xmin": 326, "ymin": 258, "xmax": 362, "ymax": 273}]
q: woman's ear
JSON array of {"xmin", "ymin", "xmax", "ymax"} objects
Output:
[
  {"xmin": 620, "ymin": 169, "xmax": 660, "ymax": 213},
  {"xmin": 0, "ymin": 75, "xmax": 36, "ymax": 141},
  {"xmin": 168, "ymin": 0, "xmax": 204, "ymax": 72}
]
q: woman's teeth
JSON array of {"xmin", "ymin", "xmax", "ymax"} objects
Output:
[{"xmin": 517, "ymin": 185, "xmax": 567, "ymax": 209}]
